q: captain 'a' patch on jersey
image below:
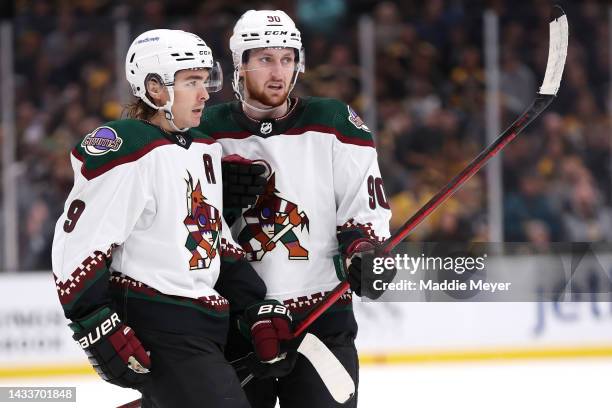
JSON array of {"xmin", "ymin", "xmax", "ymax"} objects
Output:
[
  {"xmin": 237, "ymin": 160, "xmax": 310, "ymax": 261},
  {"xmin": 184, "ymin": 171, "xmax": 221, "ymax": 270}
]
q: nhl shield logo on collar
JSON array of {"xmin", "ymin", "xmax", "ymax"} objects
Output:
[{"xmin": 260, "ymin": 121, "xmax": 273, "ymax": 135}]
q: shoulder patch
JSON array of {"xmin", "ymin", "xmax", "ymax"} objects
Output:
[
  {"xmin": 289, "ymin": 98, "xmax": 374, "ymax": 147},
  {"xmin": 81, "ymin": 126, "xmax": 123, "ymax": 156},
  {"xmin": 347, "ymin": 106, "xmax": 370, "ymax": 133},
  {"xmin": 72, "ymin": 119, "xmax": 174, "ymax": 180}
]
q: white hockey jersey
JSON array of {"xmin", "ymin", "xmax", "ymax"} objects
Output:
[
  {"xmin": 51, "ymin": 119, "xmax": 264, "ymax": 339},
  {"xmin": 198, "ymin": 97, "xmax": 391, "ymax": 323}
]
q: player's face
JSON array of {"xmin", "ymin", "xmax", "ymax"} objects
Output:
[
  {"xmin": 172, "ymin": 69, "xmax": 210, "ymax": 128},
  {"xmin": 242, "ymin": 48, "xmax": 296, "ymax": 108}
]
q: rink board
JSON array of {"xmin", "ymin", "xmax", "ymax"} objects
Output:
[{"xmin": 1, "ymin": 272, "xmax": 612, "ymax": 378}]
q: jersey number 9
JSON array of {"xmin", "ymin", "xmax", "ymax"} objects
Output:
[{"xmin": 63, "ymin": 199, "xmax": 86, "ymax": 233}]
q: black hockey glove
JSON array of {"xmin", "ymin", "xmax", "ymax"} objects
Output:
[
  {"xmin": 222, "ymin": 154, "xmax": 267, "ymax": 208},
  {"xmin": 242, "ymin": 300, "xmax": 294, "ymax": 363},
  {"xmin": 69, "ymin": 306, "xmax": 151, "ymax": 389},
  {"xmin": 340, "ymin": 238, "xmax": 397, "ymax": 300}
]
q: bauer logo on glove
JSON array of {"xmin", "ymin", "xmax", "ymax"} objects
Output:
[
  {"xmin": 69, "ymin": 306, "xmax": 151, "ymax": 389},
  {"xmin": 75, "ymin": 312, "xmax": 121, "ymax": 348},
  {"xmin": 244, "ymin": 300, "xmax": 294, "ymax": 363}
]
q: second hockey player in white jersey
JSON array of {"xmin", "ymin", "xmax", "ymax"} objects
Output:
[{"xmin": 197, "ymin": 10, "xmax": 393, "ymax": 408}]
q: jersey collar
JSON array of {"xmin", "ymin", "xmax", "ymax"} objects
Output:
[
  {"xmin": 141, "ymin": 120, "xmax": 193, "ymax": 149},
  {"xmin": 230, "ymin": 97, "xmax": 305, "ymax": 137}
]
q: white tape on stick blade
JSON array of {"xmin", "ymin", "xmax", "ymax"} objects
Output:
[
  {"xmin": 297, "ymin": 333, "xmax": 355, "ymax": 403},
  {"xmin": 539, "ymin": 12, "xmax": 568, "ymax": 96}
]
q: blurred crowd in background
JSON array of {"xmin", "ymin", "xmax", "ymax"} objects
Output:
[{"xmin": 0, "ymin": 0, "xmax": 610, "ymax": 270}]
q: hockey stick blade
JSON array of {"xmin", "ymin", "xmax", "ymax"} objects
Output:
[
  {"xmin": 237, "ymin": 334, "xmax": 355, "ymax": 403},
  {"xmin": 293, "ymin": 6, "xmax": 569, "ymax": 339},
  {"xmin": 297, "ymin": 333, "xmax": 356, "ymax": 403},
  {"xmin": 539, "ymin": 7, "xmax": 568, "ymax": 96}
]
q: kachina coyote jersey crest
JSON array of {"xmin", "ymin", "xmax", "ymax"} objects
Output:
[
  {"xmin": 184, "ymin": 171, "xmax": 220, "ymax": 270},
  {"xmin": 238, "ymin": 161, "xmax": 310, "ymax": 261}
]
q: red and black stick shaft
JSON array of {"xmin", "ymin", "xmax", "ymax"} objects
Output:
[
  {"xmin": 293, "ymin": 94, "xmax": 554, "ymax": 338},
  {"xmin": 382, "ymin": 95, "xmax": 553, "ymax": 251}
]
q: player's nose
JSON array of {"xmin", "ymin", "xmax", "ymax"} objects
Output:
[
  {"xmin": 199, "ymin": 86, "xmax": 210, "ymax": 102},
  {"xmin": 270, "ymin": 60, "xmax": 284, "ymax": 77}
]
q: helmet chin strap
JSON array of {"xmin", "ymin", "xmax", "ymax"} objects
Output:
[
  {"xmin": 233, "ymin": 67, "xmax": 299, "ymax": 114},
  {"xmin": 142, "ymin": 86, "xmax": 190, "ymax": 132}
]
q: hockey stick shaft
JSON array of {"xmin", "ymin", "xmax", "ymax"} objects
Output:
[
  {"xmin": 119, "ymin": 11, "xmax": 568, "ymax": 407},
  {"xmin": 294, "ymin": 8, "xmax": 567, "ymax": 338},
  {"xmin": 383, "ymin": 95, "xmax": 553, "ymax": 251},
  {"xmin": 293, "ymin": 95, "xmax": 554, "ymax": 338},
  {"xmin": 116, "ymin": 399, "xmax": 141, "ymax": 408}
]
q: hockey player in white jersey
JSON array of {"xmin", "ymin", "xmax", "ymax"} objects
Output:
[
  {"xmin": 52, "ymin": 29, "xmax": 293, "ymax": 408},
  {"xmin": 197, "ymin": 10, "xmax": 394, "ymax": 408}
]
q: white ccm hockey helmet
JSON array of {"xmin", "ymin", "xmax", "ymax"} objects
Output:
[
  {"xmin": 125, "ymin": 29, "xmax": 222, "ymax": 132},
  {"xmin": 229, "ymin": 10, "xmax": 305, "ymax": 110}
]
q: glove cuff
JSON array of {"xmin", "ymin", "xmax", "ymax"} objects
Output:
[
  {"xmin": 68, "ymin": 306, "xmax": 116, "ymax": 333},
  {"xmin": 345, "ymin": 238, "xmax": 376, "ymax": 257}
]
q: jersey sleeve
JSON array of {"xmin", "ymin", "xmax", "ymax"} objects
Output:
[
  {"xmin": 332, "ymin": 103, "xmax": 392, "ymax": 252},
  {"xmin": 51, "ymin": 151, "xmax": 149, "ymax": 321},
  {"xmin": 214, "ymin": 211, "xmax": 266, "ymax": 314}
]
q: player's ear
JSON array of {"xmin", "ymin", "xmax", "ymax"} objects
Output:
[{"xmin": 145, "ymin": 75, "xmax": 165, "ymax": 105}]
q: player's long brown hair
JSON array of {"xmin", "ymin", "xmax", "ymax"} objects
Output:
[
  {"xmin": 124, "ymin": 98, "xmax": 157, "ymax": 120},
  {"xmin": 124, "ymin": 76, "xmax": 161, "ymax": 120}
]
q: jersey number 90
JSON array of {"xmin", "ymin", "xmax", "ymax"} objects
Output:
[{"xmin": 367, "ymin": 176, "xmax": 390, "ymax": 210}]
